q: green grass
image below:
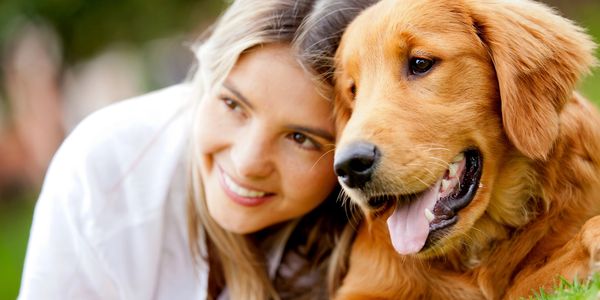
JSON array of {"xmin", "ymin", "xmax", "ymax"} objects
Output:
[
  {"xmin": 526, "ymin": 273, "xmax": 600, "ymax": 300},
  {"xmin": 0, "ymin": 192, "xmax": 36, "ymax": 300},
  {"xmin": 577, "ymin": 2, "xmax": 600, "ymax": 107}
]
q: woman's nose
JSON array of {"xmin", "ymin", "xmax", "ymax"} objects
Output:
[{"xmin": 229, "ymin": 128, "xmax": 275, "ymax": 179}]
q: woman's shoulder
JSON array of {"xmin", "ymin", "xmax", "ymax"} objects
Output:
[
  {"xmin": 43, "ymin": 83, "xmax": 194, "ymax": 218},
  {"xmin": 71, "ymin": 83, "xmax": 193, "ymax": 147},
  {"xmin": 59, "ymin": 84, "xmax": 192, "ymax": 170},
  {"xmin": 22, "ymin": 84, "xmax": 207, "ymax": 299}
]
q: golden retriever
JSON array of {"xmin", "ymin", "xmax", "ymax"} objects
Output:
[{"xmin": 331, "ymin": 0, "xmax": 600, "ymax": 299}]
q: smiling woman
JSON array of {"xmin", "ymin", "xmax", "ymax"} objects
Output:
[
  {"xmin": 195, "ymin": 44, "xmax": 337, "ymax": 234},
  {"xmin": 17, "ymin": 0, "xmax": 379, "ymax": 299}
]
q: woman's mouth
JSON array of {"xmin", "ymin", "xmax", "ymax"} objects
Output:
[
  {"xmin": 218, "ymin": 168, "xmax": 275, "ymax": 207},
  {"xmin": 374, "ymin": 149, "xmax": 483, "ymax": 255}
]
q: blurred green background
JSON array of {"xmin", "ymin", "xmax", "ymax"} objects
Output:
[{"xmin": 0, "ymin": 0, "xmax": 599, "ymax": 299}]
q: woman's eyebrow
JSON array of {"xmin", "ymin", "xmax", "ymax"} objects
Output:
[
  {"xmin": 287, "ymin": 125, "xmax": 334, "ymax": 141},
  {"xmin": 223, "ymin": 81, "xmax": 253, "ymax": 109}
]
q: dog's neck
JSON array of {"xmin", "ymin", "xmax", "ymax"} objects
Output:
[{"xmin": 448, "ymin": 94, "xmax": 600, "ymax": 296}]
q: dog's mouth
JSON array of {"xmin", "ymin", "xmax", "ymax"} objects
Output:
[{"xmin": 372, "ymin": 149, "xmax": 482, "ymax": 255}]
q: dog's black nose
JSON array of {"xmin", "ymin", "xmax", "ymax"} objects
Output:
[{"xmin": 334, "ymin": 142, "xmax": 380, "ymax": 188}]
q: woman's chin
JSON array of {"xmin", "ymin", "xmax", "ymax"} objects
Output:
[{"xmin": 207, "ymin": 200, "xmax": 269, "ymax": 234}]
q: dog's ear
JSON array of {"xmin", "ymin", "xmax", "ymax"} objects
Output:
[{"xmin": 468, "ymin": 0, "xmax": 596, "ymax": 160}]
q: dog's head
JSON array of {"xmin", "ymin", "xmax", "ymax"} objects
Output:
[{"xmin": 333, "ymin": 0, "xmax": 596, "ymax": 257}]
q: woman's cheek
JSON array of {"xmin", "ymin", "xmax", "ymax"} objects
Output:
[
  {"xmin": 314, "ymin": 154, "xmax": 338, "ymax": 187},
  {"xmin": 289, "ymin": 152, "xmax": 337, "ymax": 199},
  {"xmin": 195, "ymin": 103, "xmax": 227, "ymax": 153}
]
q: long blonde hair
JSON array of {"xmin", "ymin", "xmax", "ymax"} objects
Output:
[{"xmin": 187, "ymin": 0, "xmax": 377, "ymax": 299}]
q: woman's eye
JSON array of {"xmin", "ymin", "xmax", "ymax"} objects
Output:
[
  {"xmin": 409, "ymin": 57, "xmax": 434, "ymax": 75},
  {"xmin": 223, "ymin": 98, "xmax": 238, "ymax": 109},
  {"xmin": 289, "ymin": 132, "xmax": 320, "ymax": 150},
  {"xmin": 222, "ymin": 97, "xmax": 242, "ymax": 112}
]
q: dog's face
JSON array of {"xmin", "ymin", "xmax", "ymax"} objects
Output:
[{"xmin": 333, "ymin": 0, "xmax": 596, "ymax": 257}]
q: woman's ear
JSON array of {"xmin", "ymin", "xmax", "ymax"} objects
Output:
[{"xmin": 468, "ymin": 0, "xmax": 596, "ymax": 160}]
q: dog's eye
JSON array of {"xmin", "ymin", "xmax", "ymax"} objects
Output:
[
  {"xmin": 350, "ymin": 83, "xmax": 356, "ymax": 98},
  {"xmin": 410, "ymin": 58, "xmax": 434, "ymax": 75}
]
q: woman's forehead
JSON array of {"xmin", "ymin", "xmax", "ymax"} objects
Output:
[{"xmin": 226, "ymin": 45, "xmax": 334, "ymax": 126}]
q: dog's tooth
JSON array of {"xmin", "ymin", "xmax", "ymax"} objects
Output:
[
  {"xmin": 424, "ymin": 208, "xmax": 435, "ymax": 223},
  {"xmin": 452, "ymin": 153, "xmax": 465, "ymax": 163},
  {"xmin": 441, "ymin": 179, "xmax": 451, "ymax": 192},
  {"xmin": 449, "ymin": 163, "xmax": 459, "ymax": 178}
]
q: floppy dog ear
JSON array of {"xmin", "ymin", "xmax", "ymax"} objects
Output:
[{"xmin": 468, "ymin": 0, "xmax": 596, "ymax": 160}]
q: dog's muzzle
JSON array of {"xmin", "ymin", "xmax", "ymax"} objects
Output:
[{"xmin": 334, "ymin": 141, "xmax": 381, "ymax": 188}]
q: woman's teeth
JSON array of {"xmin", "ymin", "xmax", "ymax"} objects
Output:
[{"xmin": 223, "ymin": 174, "xmax": 267, "ymax": 198}]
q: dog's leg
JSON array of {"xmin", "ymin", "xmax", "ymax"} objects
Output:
[{"xmin": 503, "ymin": 216, "xmax": 600, "ymax": 299}]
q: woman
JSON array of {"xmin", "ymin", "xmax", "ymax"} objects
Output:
[{"xmin": 18, "ymin": 0, "xmax": 376, "ymax": 299}]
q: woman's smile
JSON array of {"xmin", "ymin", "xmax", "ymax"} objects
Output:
[{"xmin": 218, "ymin": 166, "xmax": 275, "ymax": 207}]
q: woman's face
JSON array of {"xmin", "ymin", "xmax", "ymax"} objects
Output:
[{"xmin": 196, "ymin": 44, "xmax": 338, "ymax": 234}]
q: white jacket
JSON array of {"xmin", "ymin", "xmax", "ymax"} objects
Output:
[{"xmin": 19, "ymin": 84, "xmax": 248, "ymax": 299}]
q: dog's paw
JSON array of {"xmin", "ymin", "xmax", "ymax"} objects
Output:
[
  {"xmin": 582, "ymin": 216, "xmax": 600, "ymax": 249},
  {"xmin": 581, "ymin": 216, "xmax": 600, "ymax": 277}
]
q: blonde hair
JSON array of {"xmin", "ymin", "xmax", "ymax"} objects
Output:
[
  {"xmin": 187, "ymin": 0, "xmax": 378, "ymax": 298},
  {"xmin": 293, "ymin": 1, "xmax": 379, "ymax": 296}
]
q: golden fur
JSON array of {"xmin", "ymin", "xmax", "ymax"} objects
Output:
[{"xmin": 332, "ymin": 0, "xmax": 600, "ymax": 299}]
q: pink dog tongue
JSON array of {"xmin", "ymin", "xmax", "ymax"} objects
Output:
[{"xmin": 386, "ymin": 179, "xmax": 441, "ymax": 255}]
